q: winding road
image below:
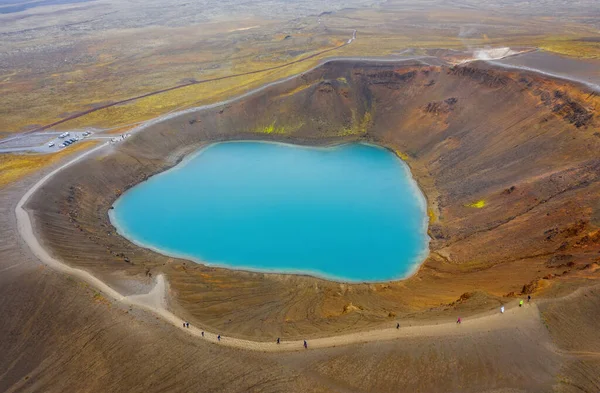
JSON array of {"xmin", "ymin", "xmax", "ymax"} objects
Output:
[{"xmin": 487, "ymin": 59, "xmax": 600, "ymax": 93}]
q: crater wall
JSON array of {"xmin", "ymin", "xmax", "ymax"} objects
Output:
[{"xmin": 27, "ymin": 60, "xmax": 600, "ymax": 339}]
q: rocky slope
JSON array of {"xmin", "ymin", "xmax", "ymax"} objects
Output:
[{"xmin": 26, "ymin": 59, "xmax": 600, "ymax": 340}]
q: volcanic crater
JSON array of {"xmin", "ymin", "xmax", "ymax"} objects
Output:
[{"xmin": 26, "ymin": 59, "xmax": 600, "ymax": 340}]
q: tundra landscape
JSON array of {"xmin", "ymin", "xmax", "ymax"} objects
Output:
[{"xmin": 1, "ymin": 0, "xmax": 600, "ymax": 392}]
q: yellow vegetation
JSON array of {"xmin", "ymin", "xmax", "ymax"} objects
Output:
[
  {"xmin": 0, "ymin": 141, "xmax": 97, "ymax": 188},
  {"xmin": 255, "ymin": 121, "xmax": 304, "ymax": 135},
  {"xmin": 394, "ymin": 149, "xmax": 409, "ymax": 160},
  {"xmin": 359, "ymin": 112, "xmax": 373, "ymax": 133},
  {"xmin": 467, "ymin": 200, "xmax": 486, "ymax": 208},
  {"xmin": 339, "ymin": 109, "xmax": 374, "ymax": 136},
  {"xmin": 256, "ymin": 122, "xmax": 287, "ymax": 134},
  {"xmin": 276, "ymin": 82, "xmax": 317, "ymax": 99},
  {"xmin": 427, "ymin": 208, "xmax": 436, "ymax": 222},
  {"xmin": 537, "ymin": 37, "xmax": 600, "ymax": 59}
]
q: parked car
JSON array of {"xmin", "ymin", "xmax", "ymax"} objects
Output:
[{"xmin": 48, "ymin": 142, "xmax": 55, "ymax": 147}]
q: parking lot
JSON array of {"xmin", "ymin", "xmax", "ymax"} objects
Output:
[{"xmin": 0, "ymin": 130, "xmax": 97, "ymax": 154}]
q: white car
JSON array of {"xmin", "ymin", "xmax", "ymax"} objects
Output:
[{"xmin": 48, "ymin": 142, "xmax": 55, "ymax": 147}]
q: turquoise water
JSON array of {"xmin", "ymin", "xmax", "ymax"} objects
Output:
[{"xmin": 110, "ymin": 142, "xmax": 429, "ymax": 282}]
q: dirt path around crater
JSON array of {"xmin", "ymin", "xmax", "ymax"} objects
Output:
[
  {"xmin": 15, "ymin": 133, "xmax": 551, "ymax": 353},
  {"xmin": 17, "ymin": 53, "xmax": 598, "ymax": 353}
]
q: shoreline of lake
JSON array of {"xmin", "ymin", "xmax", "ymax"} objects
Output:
[{"xmin": 110, "ymin": 141, "xmax": 430, "ymax": 283}]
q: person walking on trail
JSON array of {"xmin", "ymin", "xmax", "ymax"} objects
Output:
[
  {"xmin": 186, "ymin": 322, "xmax": 190, "ymax": 328},
  {"xmin": 277, "ymin": 338, "xmax": 280, "ymax": 344},
  {"xmin": 201, "ymin": 331, "xmax": 204, "ymax": 337},
  {"xmin": 457, "ymin": 317, "xmax": 461, "ymax": 324},
  {"xmin": 304, "ymin": 340, "xmax": 308, "ymax": 349},
  {"xmin": 217, "ymin": 335, "xmax": 221, "ymax": 342},
  {"xmin": 396, "ymin": 323, "xmax": 400, "ymax": 329},
  {"xmin": 183, "ymin": 322, "xmax": 186, "ymax": 328},
  {"xmin": 519, "ymin": 300, "xmax": 524, "ymax": 307},
  {"xmin": 501, "ymin": 306, "xmax": 505, "ymax": 314},
  {"xmin": 528, "ymin": 295, "xmax": 531, "ymax": 303}
]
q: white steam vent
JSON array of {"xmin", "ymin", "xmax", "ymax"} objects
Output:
[{"xmin": 474, "ymin": 47, "xmax": 518, "ymax": 61}]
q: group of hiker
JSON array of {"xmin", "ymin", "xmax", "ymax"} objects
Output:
[
  {"xmin": 182, "ymin": 322, "xmax": 208, "ymax": 339},
  {"xmin": 275, "ymin": 338, "xmax": 308, "ymax": 349},
  {"xmin": 458, "ymin": 295, "xmax": 532, "ymax": 324},
  {"xmin": 520, "ymin": 295, "xmax": 531, "ymax": 306},
  {"xmin": 516, "ymin": 295, "xmax": 531, "ymax": 309},
  {"xmin": 179, "ymin": 296, "xmax": 533, "ymax": 349}
]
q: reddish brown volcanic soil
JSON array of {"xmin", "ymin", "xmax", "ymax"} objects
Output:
[
  {"xmin": 1, "ymin": 59, "xmax": 600, "ymax": 392},
  {"xmin": 25, "ymin": 60, "xmax": 600, "ymax": 338}
]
